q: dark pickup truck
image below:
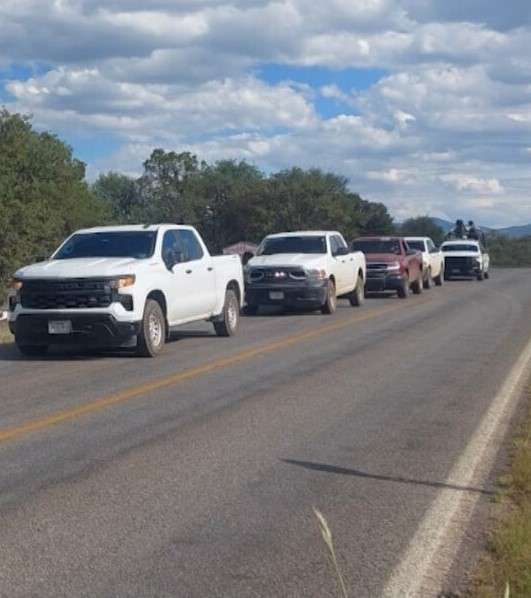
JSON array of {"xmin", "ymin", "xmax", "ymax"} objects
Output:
[{"xmin": 352, "ymin": 237, "xmax": 423, "ymax": 298}]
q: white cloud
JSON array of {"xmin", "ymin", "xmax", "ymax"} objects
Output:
[
  {"xmin": 441, "ymin": 175, "xmax": 504, "ymax": 194},
  {"xmin": 1, "ymin": 0, "xmax": 530, "ymax": 226}
]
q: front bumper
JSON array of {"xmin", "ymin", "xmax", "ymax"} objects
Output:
[
  {"xmin": 10, "ymin": 313, "xmax": 142, "ymax": 347},
  {"xmin": 365, "ymin": 273, "xmax": 405, "ymax": 293},
  {"xmin": 444, "ymin": 258, "xmax": 482, "ymax": 277},
  {"xmin": 245, "ymin": 282, "xmax": 328, "ymax": 308}
]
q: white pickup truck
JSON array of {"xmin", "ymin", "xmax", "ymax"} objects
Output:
[
  {"xmin": 404, "ymin": 236, "xmax": 444, "ymax": 288},
  {"xmin": 7, "ymin": 224, "xmax": 244, "ymax": 357},
  {"xmin": 441, "ymin": 239, "xmax": 490, "ymax": 281},
  {"xmin": 244, "ymin": 231, "xmax": 366, "ymax": 314}
]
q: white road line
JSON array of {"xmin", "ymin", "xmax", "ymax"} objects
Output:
[{"xmin": 382, "ymin": 335, "xmax": 531, "ymax": 597}]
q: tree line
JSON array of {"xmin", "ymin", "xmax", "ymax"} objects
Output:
[
  {"xmin": 1, "ymin": 109, "xmax": 529, "ymax": 301},
  {"xmin": 0, "ymin": 109, "xmax": 392, "ymax": 294}
]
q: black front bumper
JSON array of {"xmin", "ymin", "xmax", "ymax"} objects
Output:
[
  {"xmin": 10, "ymin": 313, "xmax": 142, "ymax": 347},
  {"xmin": 365, "ymin": 273, "xmax": 405, "ymax": 293},
  {"xmin": 444, "ymin": 258, "xmax": 481, "ymax": 277},
  {"xmin": 245, "ymin": 282, "xmax": 328, "ymax": 308}
]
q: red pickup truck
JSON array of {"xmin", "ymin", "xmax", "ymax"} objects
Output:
[{"xmin": 351, "ymin": 236, "xmax": 423, "ymax": 298}]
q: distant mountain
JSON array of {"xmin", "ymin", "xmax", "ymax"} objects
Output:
[
  {"xmin": 429, "ymin": 218, "xmax": 531, "ymax": 238},
  {"xmin": 495, "ymin": 223, "xmax": 531, "ymax": 238}
]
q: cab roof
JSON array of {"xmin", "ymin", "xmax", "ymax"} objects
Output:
[
  {"xmin": 74, "ymin": 224, "xmax": 196, "ymax": 234},
  {"xmin": 441, "ymin": 239, "xmax": 481, "ymax": 246},
  {"xmin": 264, "ymin": 230, "xmax": 341, "ymax": 238}
]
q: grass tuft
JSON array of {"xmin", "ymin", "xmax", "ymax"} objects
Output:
[
  {"xmin": 313, "ymin": 507, "xmax": 348, "ymax": 598},
  {"xmin": 0, "ymin": 321, "xmax": 13, "ymax": 344},
  {"xmin": 468, "ymin": 389, "xmax": 531, "ymax": 598}
]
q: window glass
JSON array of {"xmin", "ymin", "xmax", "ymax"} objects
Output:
[
  {"xmin": 162, "ymin": 230, "xmax": 184, "ymax": 268},
  {"xmin": 352, "ymin": 239, "xmax": 401, "ymax": 255},
  {"xmin": 177, "ymin": 230, "xmax": 204, "ymax": 261},
  {"xmin": 258, "ymin": 236, "xmax": 327, "ymax": 255},
  {"xmin": 334, "ymin": 235, "xmax": 348, "ymax": 249},
  {"xmin": 406, "ymin": 240, "xmax": 425, "ymax": 252},
  {"xmin": 55, "ymin": 232, "xmax": 156, "ymax": 260}
]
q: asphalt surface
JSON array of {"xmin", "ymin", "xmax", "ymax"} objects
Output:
[{"xmin": 1, "ymin": 268, "xmax": 531, "ymax": 597}]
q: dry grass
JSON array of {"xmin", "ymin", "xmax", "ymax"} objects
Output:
[
  {"xmin": 0, "ymin": 321, "xmax": 13, "ymax": 344},
  {"xmin": 468, "ymin": 389, "xmax": 531, "ymax": 598}
]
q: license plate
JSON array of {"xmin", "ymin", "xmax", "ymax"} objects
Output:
[
  {"xmin": 269, "ymin": 291, "xmax": 284, "ymax": 300},
  {"xmin": 48, "ymin": 320, "xmax": 72, "ymax": 334}
]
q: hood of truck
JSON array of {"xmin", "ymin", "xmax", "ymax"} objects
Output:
[
  {"xmin": 442, "ymin": 252, "xmax": 481, "ymax": 259},
  {"xmin": 363, "ymin": 253, "xmax": 403, "ymax": 263},
  {"xmin": 248, "ymin": 254, "xmax": 326, "ymax": 269},
  {"xmin": 16, "ymin": 257, "xmax": 146, "ymax": 279}
]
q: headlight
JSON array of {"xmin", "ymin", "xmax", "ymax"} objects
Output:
[
  {"xmin": 110, "ymin": 275, "xmax": 136, "ymax": 289},
  {"xmin": 386, "ymin": 262, "xmax": 401, "ymax": 272},
  {"xmin": 306, "ymin": 269, "xmax": 327, "ymax": 281},
  {"xmin": 8, "ymin": 277, "xmax": 23, "ymax": 290}
]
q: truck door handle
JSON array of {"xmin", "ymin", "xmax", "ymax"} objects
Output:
[
  {"xmin": 207, "ymin": 267, "xmax": 213, "ymax": 272},
  {"xmin": 185, "ymin": 269, "xmax": 193, "ymax": 274}
]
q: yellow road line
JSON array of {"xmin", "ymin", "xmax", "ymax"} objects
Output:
[{"xmin": 0, "ymin": 299, "xmax": 429, "ymax": 445}]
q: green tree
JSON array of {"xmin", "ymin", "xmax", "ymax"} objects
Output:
[
  {"xmin": 487, "ymin": 234, "xmax": 531, "ymax": 267},
  {"xmin": 92, "ymin": 171, "xmax": 141, "ymax": 222},
  {"xmin": 192, "ymin": 160, "xmax": 267, "ymax": 252},
  {"xmin": 400, "ymin": 216, "xmax": 445, "ymax": 245},
  {"xmin": 0, "ymin": 108, "xmax": 107, "ymax": 296},
  {"xmin": 137, "ymin": 149, "xmax": 203, "ymax": 224}
]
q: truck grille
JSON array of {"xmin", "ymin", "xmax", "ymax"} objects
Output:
[
  {"xmin": 445, "ymin": 256, "xmax": 474, "ymax": 270},
  {"xmin": 248, "ymin": 268, "xmax": 307, "ymax": 284},
  {"xmin": 20, "ymin": 279, "xmax": 113, "ymax": 310},
  {"xmin": 366, "ymin": 263, "xmax": 390, "ymax": 278}
]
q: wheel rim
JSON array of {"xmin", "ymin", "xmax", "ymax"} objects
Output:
[
  {"xmin": 227, "ymin": 297, "xmax": 239, "ymax": 330},
  {"xmin": 148, "ymin": 312, "xmax": 163, "ymax": 346}
]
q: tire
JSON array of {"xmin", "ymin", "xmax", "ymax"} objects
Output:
[
  {"xmin": 397, "ymin": 277, "xmax": 410, "ymax": 299},
  {"xmin": 484, "ymin": 270, "xmax": 490, "ymax": 279},
  {"xmin": 243, "ymin": 304, "xmax": 259, "ymax": 316},
  {"xmin": 444, "ymin": 271, "xmax": 451, "ymax": 281},
  {"xmin": 349, "ymin": 276, "xmax": 365, "ymax": 307},
  {"xmin": 411, "ymin": 274, "xmax": 423, "ymax": 295},
  {"xmin": 16, "ymin": 343, "xmax": 48, "ymax": 357},
  {"xmin": 136, "ymin": 299, "xmax": 166, "ymax": 357},
  {"xmin": 214, "ymin": 289, "xmax": 240, "ymax": 337},
  {"xmin": 321, "ymin": 279, "xmax": 337, "ymax": 314},
  {"xmin": 477, "ymin": 271, "xmax": 484, "ymax": 281},
  {"xmin": 434, "ymin": 270, "xmax": 443, "ymax": 286},
  {"xmin": 423, "ymin": 268, "xmax": 432, "ymax": 290}
]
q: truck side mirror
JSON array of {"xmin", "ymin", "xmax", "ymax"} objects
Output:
[
  {"xmin": 333, "ymin": 247, "xmax": 349, "ymax": 257},
  {"xmin": 165, "ymin": 249, "xmax": 184, "ymax": 270}
]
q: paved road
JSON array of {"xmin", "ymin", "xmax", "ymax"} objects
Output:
[{"xmin": 1, "ymin": 269, "xmax": 531, "ymax": 597}]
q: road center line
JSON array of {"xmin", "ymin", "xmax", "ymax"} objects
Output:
[
  {"xmin": 382, "ymin": 333, "xmax": 531, "ymax": 597},
  {"xmin": 0, "ymin": 300, "xmax": 428, "ymax": 445}
]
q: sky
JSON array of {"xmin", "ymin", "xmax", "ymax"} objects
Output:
[{"xmin": 1, "ymin": 0, "xmax": 531, "ymax": 227}]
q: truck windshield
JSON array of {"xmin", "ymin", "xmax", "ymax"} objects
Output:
[
  {"xmin": 352, "ymin": 240, "xmax": 402, "ymax": 255},
  {"xmin": 441, "ymin": 244, "xmax": 479, "ymax": 253},
  {"xmin": 405, "ymin": 240, "xmax": 425, "ymax": 252},
  {"xmin": 258, "ymin": 236, "xmax": 327, "ymax": 255},
  {"xmin": 54, "ymin": 232, "xmax": 157, "ymax": 260}
]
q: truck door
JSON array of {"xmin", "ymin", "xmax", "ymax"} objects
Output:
[
  {"xmin": 162, "ymin": 229, "xmax": 216, "ymax": 324},
  {"xmin": 175, "ymin": 229, "xmax": 217, "ymax": 318},
  {"xmin": 330, "ymin": 235, "xmax": 352, "ymax": 294}
]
